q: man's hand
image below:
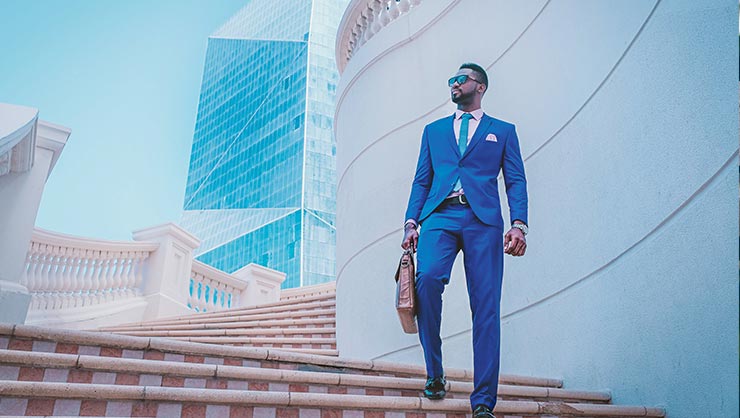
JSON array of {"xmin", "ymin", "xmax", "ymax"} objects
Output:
[
  {"xmin": 401, "ymin": 223, "xmax": 419, "ymax": 253},
  {"xmin": 504, "ymin": 227, "xmax": 526, "ymax": 256}
]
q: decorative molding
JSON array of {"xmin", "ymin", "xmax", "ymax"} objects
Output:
[
  {"xmin": 0, "ymin": 103, "xmax": 39, "ymax": 176},
  {"xmin": 36, "ymin": 120, "xmax": 71, "ymax": 177},
  {"xmin": 335, "ymin": 0, "xmax": 423, "ymax": 74}
]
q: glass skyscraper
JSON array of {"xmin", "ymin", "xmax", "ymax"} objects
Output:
[{"xmin": 181, "ymin": 0, "xmax": 348, "ymax": 289}]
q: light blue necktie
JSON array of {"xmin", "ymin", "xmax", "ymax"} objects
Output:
[{"xmin": 454, "ymin": 113, "xmax": 473, "ymax": 191}]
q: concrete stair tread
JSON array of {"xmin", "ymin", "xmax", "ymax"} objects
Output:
[
  {"xmin": 99, "ymin": 317, "xmax": 336, "ymax": 332},
  {"xmin": 112, "ymin": 299, "xmax": 335, "ymax": 327},
  {"xmin": 0, "ymin": 381, "xmax": 666, "ymax": 417},
  {"xmin": 0, "ymin": 349, "xmax": 611, "ymax": 403},
  {"xmin": 112, "ymin": 327, "xmax": 336, "ymax": 337},
  {"xmin": 99, "ymin": 296, "xmax": 336, "ymax": 330},
  {"xmin": 104, "ymin": 308, "xmax": 337, "ymax": 330}
]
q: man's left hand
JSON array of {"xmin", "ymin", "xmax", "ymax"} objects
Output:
[{"xmin": 504, "ymin": 228, "xmax": 526, "ymax": 256}]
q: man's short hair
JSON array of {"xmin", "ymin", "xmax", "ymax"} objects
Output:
[{"xmin": 459, "ymin": 62, "xmax": 488, "ymax": 88}]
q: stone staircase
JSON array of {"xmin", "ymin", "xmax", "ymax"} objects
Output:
[
  {"xmin": 96, "ymin": 282, "xmax": 339, "ymax": 357},
  {"xmin": 0, "ymin": 283, "xmax": 666, "ymax": 417}
]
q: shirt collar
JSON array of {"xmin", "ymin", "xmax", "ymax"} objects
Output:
[{"xmin": 455, "ymin": 108, "xmax": 484, "ymax": 120}]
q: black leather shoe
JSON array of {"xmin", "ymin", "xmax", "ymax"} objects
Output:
[
  {"xmin": 473, "ymin": 404, "xmax": 495, "ymax": 418},
  {"xmin": 422, "ymin": 376, "xmax": 446, "ymax": 400}
]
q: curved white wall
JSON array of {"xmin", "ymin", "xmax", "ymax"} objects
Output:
[{"xmin": 334, "ymin": 1, "xmax": 738, "ymax": 417}]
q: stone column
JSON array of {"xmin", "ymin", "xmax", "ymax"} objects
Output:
[
  {"xmin": 232, "ymin": 263, "xmax": 286, "ymax": 307},
  {"xmin": 0, "ymin": 106, "xmax": 70, "ymax": 324},
  {"xmin": 132, "ymin": 223, "xmax": 201, "ymax": 321}
]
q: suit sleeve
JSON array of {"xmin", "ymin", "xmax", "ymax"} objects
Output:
[
  {"xmin": 502, "ymin": 125, "xmax": 528, "ymax": 225},
  {"xmin": 404, "ymin": 126, "xmax": 433, "ymax": 223}
]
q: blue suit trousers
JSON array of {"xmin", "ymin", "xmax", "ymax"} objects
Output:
[{"xmin": 415, "ymin": 202, "xmax": 504, "ymax": 410}]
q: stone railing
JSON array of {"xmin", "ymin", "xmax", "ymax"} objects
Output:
[
  {"xmin": 188, "ymin": 260, "xmax": 247, "ymax": 312},
  {"xmin": 336, "ymin": 0, "xmax": 422, "ymax": 73},
  {"xmin": 23, "ymin": 228, "xmax": 158, "ymax": 312},
  {"xmin": 18, "ymin": 223, "xmax": 286, "ymax": 329}
]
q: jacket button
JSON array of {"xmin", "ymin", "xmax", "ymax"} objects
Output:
[{"xmin": 458, "ymin": 162, "xmax": 463, "ymax": 167}]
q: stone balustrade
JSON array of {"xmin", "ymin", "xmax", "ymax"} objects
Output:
[
  {"xmin": 188, "ymin": 260, "xmax": 247, "ymax": 312},
  {"xmin": 16, "ymin": 224, "xmax": 286, "ymax": 329},
  {"xmin": 22, "ymin": 228, "xmax": 158, "ymax": 312},
  {"xmin": 335, "ymin": 0, "xmax": 422, "ymax": 73}
]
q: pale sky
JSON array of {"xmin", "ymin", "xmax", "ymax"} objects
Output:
[{"xmin": 0, "ymin": 0, "xmax": 247, "ymax": 240}]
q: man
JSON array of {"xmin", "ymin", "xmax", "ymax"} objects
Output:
[{"xmin": 401, "ymin": 63, "xmax": 528, "ymax": 418}]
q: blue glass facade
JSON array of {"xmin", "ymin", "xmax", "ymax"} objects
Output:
[{"xmin": 182, "ymin": 0, "xmax": 347, "ymax": 289}]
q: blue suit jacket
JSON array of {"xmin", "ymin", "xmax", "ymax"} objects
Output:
[{"xmin": 405, "ymin": 113, "xmax": 528, "ymax": 229}]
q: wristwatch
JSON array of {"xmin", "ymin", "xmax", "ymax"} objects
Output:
[{"xmin": 512, "ymin": 223, "xmax": 528, "ymax": 236}]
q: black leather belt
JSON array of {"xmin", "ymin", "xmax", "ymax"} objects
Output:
[{"xmin": 439, "ymin": 194, "xmax": 469, "ymax": 208}]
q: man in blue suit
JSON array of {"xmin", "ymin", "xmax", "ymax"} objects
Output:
[{"xmin": 401, "ymin": 63, "xmax": 528, "ymax": 418}]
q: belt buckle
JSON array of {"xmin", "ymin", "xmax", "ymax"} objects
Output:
[{"xmin": 457, "ymin": 195, "xmax": 467, "ymax": 205}]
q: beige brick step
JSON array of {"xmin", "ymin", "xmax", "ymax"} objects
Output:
[
  {"xmin": 115, "ymin": 326, "xmax": 336, "ymax": 338},
  {"xmin": 105, "ymin": 308, "xmax": 337, "ymax": 332},
  {"xmin": 0, "ymin": 324, "xmax": 561, "ymax": 387},
  {"xmin": 107, "ymin": 317, "xmax": 336, "ymax": 332},
  {"xmin": 98, "ymin": 304, "xmax": 336, "ymax": 332},
  {"xmin": 0, "ymin": 381, "xmax": 666, "ymax": 417},
  {"xmin": 0, "ymin": 349, "xmax": 612, "ymax": 404},
  {"xmin": 100, "ymin": 301, "xmax": 336, "ymax": 331}
]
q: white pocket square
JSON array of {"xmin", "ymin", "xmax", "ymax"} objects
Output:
[{"xmin": 485, "ymin": 133, "xmax": 497, "ymax": 142}]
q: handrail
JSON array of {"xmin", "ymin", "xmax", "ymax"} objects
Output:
[{"xmin": 335, "ymin": 0, "xmax": 422, "ymax": 74}]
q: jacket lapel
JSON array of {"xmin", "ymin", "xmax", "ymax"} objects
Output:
[
  {"xmin": 462, "ymin": 114, "xmax": 493, "ymax": 159},
  {"xmin": 443, "ymin": 114, "xmax": 459, "ymax": 157}
]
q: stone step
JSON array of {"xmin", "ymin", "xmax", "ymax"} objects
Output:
[
  {"xmin": 279, "ymin": 282, "xmax": 336, "ymax": 302},
  {"xmin": 104, "ymin": 308, "xmax": 337, "ymax": 332},
  {"xmin": 0, "ymin": 324, "xmax": 562, "ymax": 387},
  {"xmin": 106, "ymin": 317, "xmax": 336, "ymax": 332},
  {"xmin": 0, "ymin": 349, "xmax": 612, "ymax": 404},
  {"xmin": 114, "ymin": 327, "xmax": 336, "ymax": 338},
  {"xmin": 100, "ymin": 300, "xmax": 336, "ymax": 331},
  {"xmin": 0, "ymin": 382, "xmax": 666, "ymax": 417}
]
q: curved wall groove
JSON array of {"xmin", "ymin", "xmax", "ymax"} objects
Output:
[
  {"xmin": 334, "ymin": 1, "xmax": 738, "ymax": 417},
  {"xmin": 336, "ymin": 0, "xmax": 656, "ymax": 192}
]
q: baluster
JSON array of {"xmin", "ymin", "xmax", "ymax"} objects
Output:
[
  {"xmin": 51, "ymin": 245, "xmax": 65, "ymax": 309},
  {"xmin": 356, "ymin": 14, "xmax": 368, "ymax": 47},
  {"xmin": 39, "ymin": 244, "xmax": 54, "ymax": 310},
  {"xmin": 70, "ymin": 248, "xmax": 84, "ymax": 306},
  {"xmin": 213, "ymin": 283, "xmax": 225, "ymax": 311},
  {"xmin": 121, "ymin": 252, "xmax": 134, "ymax": 298},
  {"xmin": 206, "ymin": 279, "xmax": 215, "ymax": 312},
  {"xmin": 26, "ymin": 244, "xmax": 38, "ymax": 310},
  {"xmin": 398, "ymin": 0, "xmax": 410, "ymax": 13},
  {"xmin": 196, "ymin": 281, "xmax": 204, "ymax": 312},
  {"xmin": 111, "ymin": 251, "xmax": 125, "ymax": 301},
  {"xmin": 369, "ymin": 0, "xmax": 383, "ymax": 35},
  {"xmin": 187, "ymin": 277, "xmax": 196, "ymax": 311},
  {"xmin": 99, "ymin": 251, "xmax": 112, "ymax": 303},
  {"xmin": 81, "ymin": 249, "xmax": 95, "ymax": 306},
  {"xmin": 388, "ymin": 0, "xmax": 401, "ymax": 19},
  {"xmin": 90, "ymin": 249, "xmax": 105, "ymax": 306},
  {"xmin": 58, "ymin": 246, "xmax": 71, "ymax": 309},
  {"xmin": 24, "ymin": 243, "xmax": 39, "ymax": 308},
  {"xmin": 379, "ymin": 1, "xmax": 391, "ymax": 26},
  {"xmin": 133, "ymin": 251, "xmax": 146, "ymax": 295}
]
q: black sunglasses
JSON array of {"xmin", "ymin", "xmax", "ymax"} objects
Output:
[{"xmin": 448, "ymin": 74, "xmax": 480, "ymax": 87}]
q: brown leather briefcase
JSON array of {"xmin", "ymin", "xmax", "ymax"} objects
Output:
[{"xmin": 394, "ymin": 250, "xmax": 418, "ymax": 334}]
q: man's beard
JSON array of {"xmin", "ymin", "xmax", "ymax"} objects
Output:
[{"xmin": 451, "ymin": 90, "xmax": 472, "ymax": 104}]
